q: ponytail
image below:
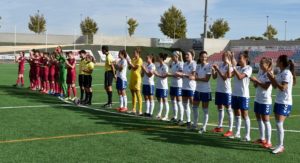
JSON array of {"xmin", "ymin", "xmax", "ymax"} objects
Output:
[
  {"xmin": 189, "ymin": 49, "xmax": 195, "ymax": 60},
  {"xmin": 289, "ymin": 60, "xmax": 296, "ymax": 86},
  {"xmin": 278, "ymin": 55, "xmax": 296, "ymax": 86},
  {"xmin": 243, "ymin": 50, "xmax": 250, "ymax": 65},
  {"xmin": 178, "ymin": 51, "xmax": 183, "ymax": 62}
]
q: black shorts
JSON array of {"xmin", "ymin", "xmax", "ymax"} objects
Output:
[
  {"xmin": 79, "ymin": 74, "xmax": 85, "ymax": 87},
  {"xmin": 83, "ymin": 75, "xmax": 92, "ymax": 88},
  {"xmin": 104, "ymin": 71, "xmax": 114, "ymax": 87}
]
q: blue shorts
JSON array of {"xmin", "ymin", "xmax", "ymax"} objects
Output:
[
  {"xmin": 156, "ymin": 89, "xmax": 168, "ymax": 98},
  {"xmin": 116, "ymin": 77, "xmax": 127, "ymax": 90},
  {"xmin": 254, "ymin": 102, "xmax": 272, "ymax": 115},
  {"xmin": 170, "ymin": 87, "xmax": 182, "ymax": 96},
  {"xmin": 215, "ymin": 92, "xmax": 231, "ymax": 106},
  {"xmin": 194, "ymin": 92, "xmax": 212, "ymax": 102},
  {"xmin": 142, "ymin": 85, "xmax": 155, "ymax": 96},
  {"xmin": 274, "ymin": 103, "xmax": 292, "ymax": 116},
  {"xmin": 232, "ymin": 96, "xmax": 250, "ymax": 110},
  {"xmin": 182, "ymin": 89, "xmax": 194, "ymax": 97}
]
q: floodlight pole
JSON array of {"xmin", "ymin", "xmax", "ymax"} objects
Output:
[
  {"xmin": 37, "ymin": 10, "xmax": 40, "ymax": 34},
  {"xmin": 125, "ymin": 16, "xmax": 128, "ymax": 51},
  {"xmin": 266, "ymin": 16, "xmax": 269, "ymax": 28},
  {"xmin": 45, "ymin": 30, "xmax": 48, "ymax": 52},
  {"xmin": 14, "ymin": 25, "xmax": 16, "ymax": 55},
  {"xmin": 203, "ymin": 0, "xmax": 208, "ymax": 39},
  {"xmin": 284, "ymin": 20, "xmax": 287, "ymax": 41},
  {"xmin": 173, "ymin": 17, "xmax": 176, "ymax": 40},
  {"xmin": 73, "ymin": 29, "xmax": 76, "ymax": 50}
]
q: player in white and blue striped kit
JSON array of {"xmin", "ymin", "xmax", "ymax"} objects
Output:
[
  {"xmin": 267, "ymin": 55, "xmax": 296, "ymax": 154},
  {"xmin": 115, "ymin": 50, "xmax": 128, "ymax": 112},
  {"xmin": 193, "ymin": 51, "xmax": 212, "ymax": 133},
  {"xmin": 154, "ymin": 53, "xmax": 169, "ymax": 121},
  {"xmin": 176, "ymin": 50, "xmax": 197, "ymax": 129},
  {"xmin": 250, "ymin": 57, "xmax": 273, "ymax": 148},
  {"xmin": 212, "ymin": 51, "xmax": 235, "ymax": 134},
  {"xmin": 142, "ymin": 55, "xmax": 156, "ymax": 117},
  {"xmin": 168, "ymin": 51, "xmax": 184, "ymax": 124},
  {"xmin": 231, "ymin": 51, "xmax": 252, "ymax": 141}
]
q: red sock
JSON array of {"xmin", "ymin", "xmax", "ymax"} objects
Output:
[
  {"xmin": 46, "ymin": 82, "xmax": 50, "ymax": 92},
  {"xmin": 21, "ymin": 77, "xmax": 24, "ymax": 85},
  {"xmin": 51, "ymin": 82, "xmax": 55, "ymax": 92},
  {"xmin": 42, "ymin": 81, "xmax": 47, "ymax": 91},
  {"xmin": 72, "ymin": 87, "xmax": 77, "ymax": 97},
  {"xmin": 55, "ymin": 83, "xmax": 59, "ymax": 93},
  {"xmin": 38, "ymin": 78, "xmax": 41, "ymax": 89},
  {"xmin": 68, "ymin": 87, "xmax": 71, "ymax": 97},
  {"xmin": 35, "ymin": 79, "xmax": 39, "ymax": 89},
  {"xmin": 31, "ymin": 79, "xmax": 35, "ymax": 89},
  {"xmin": 16, "ymin": 77, "xmax": 20, "ymax": 85},
  {"xmin": 49, "ymin": 82, "xmax": 52, "ymax": 91},
  {"xmin": 58, "ymin": 85, "xmax": 62, "ymax": 94}
]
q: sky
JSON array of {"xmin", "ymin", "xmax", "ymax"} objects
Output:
[{"xmin": 0, "ymin": 0, "xmax": 300, "ymax": 40}]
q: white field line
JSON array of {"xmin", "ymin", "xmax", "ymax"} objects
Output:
[{"xmin": 0, "ymin": 101, "xmax": 300, "ymax": 133}]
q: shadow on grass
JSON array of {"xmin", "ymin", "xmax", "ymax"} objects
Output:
[
  {"xmin": 66, "ymin": 105, "xmax": 265, "ymax": 152},
  {"xmin": 0, "ymin": 84, "xmax": 265, "ymax": 152},
  {"xmin": 0, "ymin": 85, "xmax": 65, "ymax": 104}
]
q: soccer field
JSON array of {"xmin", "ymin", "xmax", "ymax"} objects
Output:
[{"xmin": 0, "ymin": 63, "xmax": 299, "ymax": 162}]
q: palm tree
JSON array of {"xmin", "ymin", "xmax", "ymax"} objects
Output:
[
  {"xmin": 80, "ymin": 17, "xmax": 99, "ymax": 44},
  {"xmin": 127, "ymin": 18, "xmax": 138, "ymax": 37},
  {"xmin": 28, "ymin": 11, "xmax": 46, "ymax": 34}
]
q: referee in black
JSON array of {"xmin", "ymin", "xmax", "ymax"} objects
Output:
[
  {"xmin": 82, "ymin": 54, "xmax": 95, "ymax": 105},
  {"xmin": 78, "ymin": 50, "xmax": 87, "ymax": 103},
  {"xmin": 102, "ymin": 46, "xmax": 116, "ymax": 108}
]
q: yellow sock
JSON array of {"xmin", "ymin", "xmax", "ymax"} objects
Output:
[
  {"xmin": 137, "ymin": 91, "xmax": 143, "ymax": 113},
  {"xmin": 132, "ymin": 92, "xmax": 137, "ymax": 112}
]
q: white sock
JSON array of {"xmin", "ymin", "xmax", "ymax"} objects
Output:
[
  {"xmin": 146, "ymin": 100, "xmax": 150, "ymax": 114},
  {"xmin": 150, "ymin": 100, "xmax": 155, "ymax": 115},
  {"xmin": 227, "ymin": 108, "xmax": 234, "ymax": 131},
  {"xmin": 183, "ymin": 101, "xmax": 191, "ymax": 122},
  {"xmin": 164, "ymin": 101, "xmax": 169, "ymax": 118},
  {"xmin": 123, "ymin": 96, "xmax": 127, "ymax": 108},
  {"xmin": 178, "ymin": 101, "xmax": 184, "ymax": 121},
  {"xmin": 202, "ymin": 108, "xmax": 209, "ymax": 130},
  {"xmin": 235, "ymin": 116, "xmax": 241, "ymax": 136},
  {"xmin": 218, "ymin": 109, "xmax": 224, "ymax": 128},
  {"xmin": 245, "ymin": 116, "xmax": 251, "ymax": 139},
  {"xmin": 276, "ymin": 121, "xmax": 284, "ymax": 147},
  {"xmin": 119, "ymin": 96, "xmax": 123, "ymax": 108},
  {"xmin": 192, "ymin": 106, "xmax": 199, "ymax": 127},
  {"xmin": 257, "ymin": 120, "xmax": 265, "ymax": 140},
  {"xmin": 264, "ymin": 121, "xmax": 272, "ymax": 144},
  {"xmin": 172, "ymin": 100, "xmax": 178, "ymax": 119},
  {"xmin": 158, "ymin": 101, "xmax": 163, "ymax": 117}
]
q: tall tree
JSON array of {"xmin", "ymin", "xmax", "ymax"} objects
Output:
[
  {"xmin": 80, "ymin": 17, "xmax": 99, "ymax": 44},
  {"xmin": 209, "ymin": 18, "xmax": 230, "ymax": 38},
  {"xmin": 127, "ymin": 18, "xmax": 138, "ymax": 37},
  {"xmin": 158, "ymin": 5, "xmax": 187, "ymax": 39},
  {"xmin": 28, "ymin": 11, "xmax": 46, "ymax": 34},
  {"xmin": 263, "ymin": 25, "xmax": 278, "ymax": 40}
]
